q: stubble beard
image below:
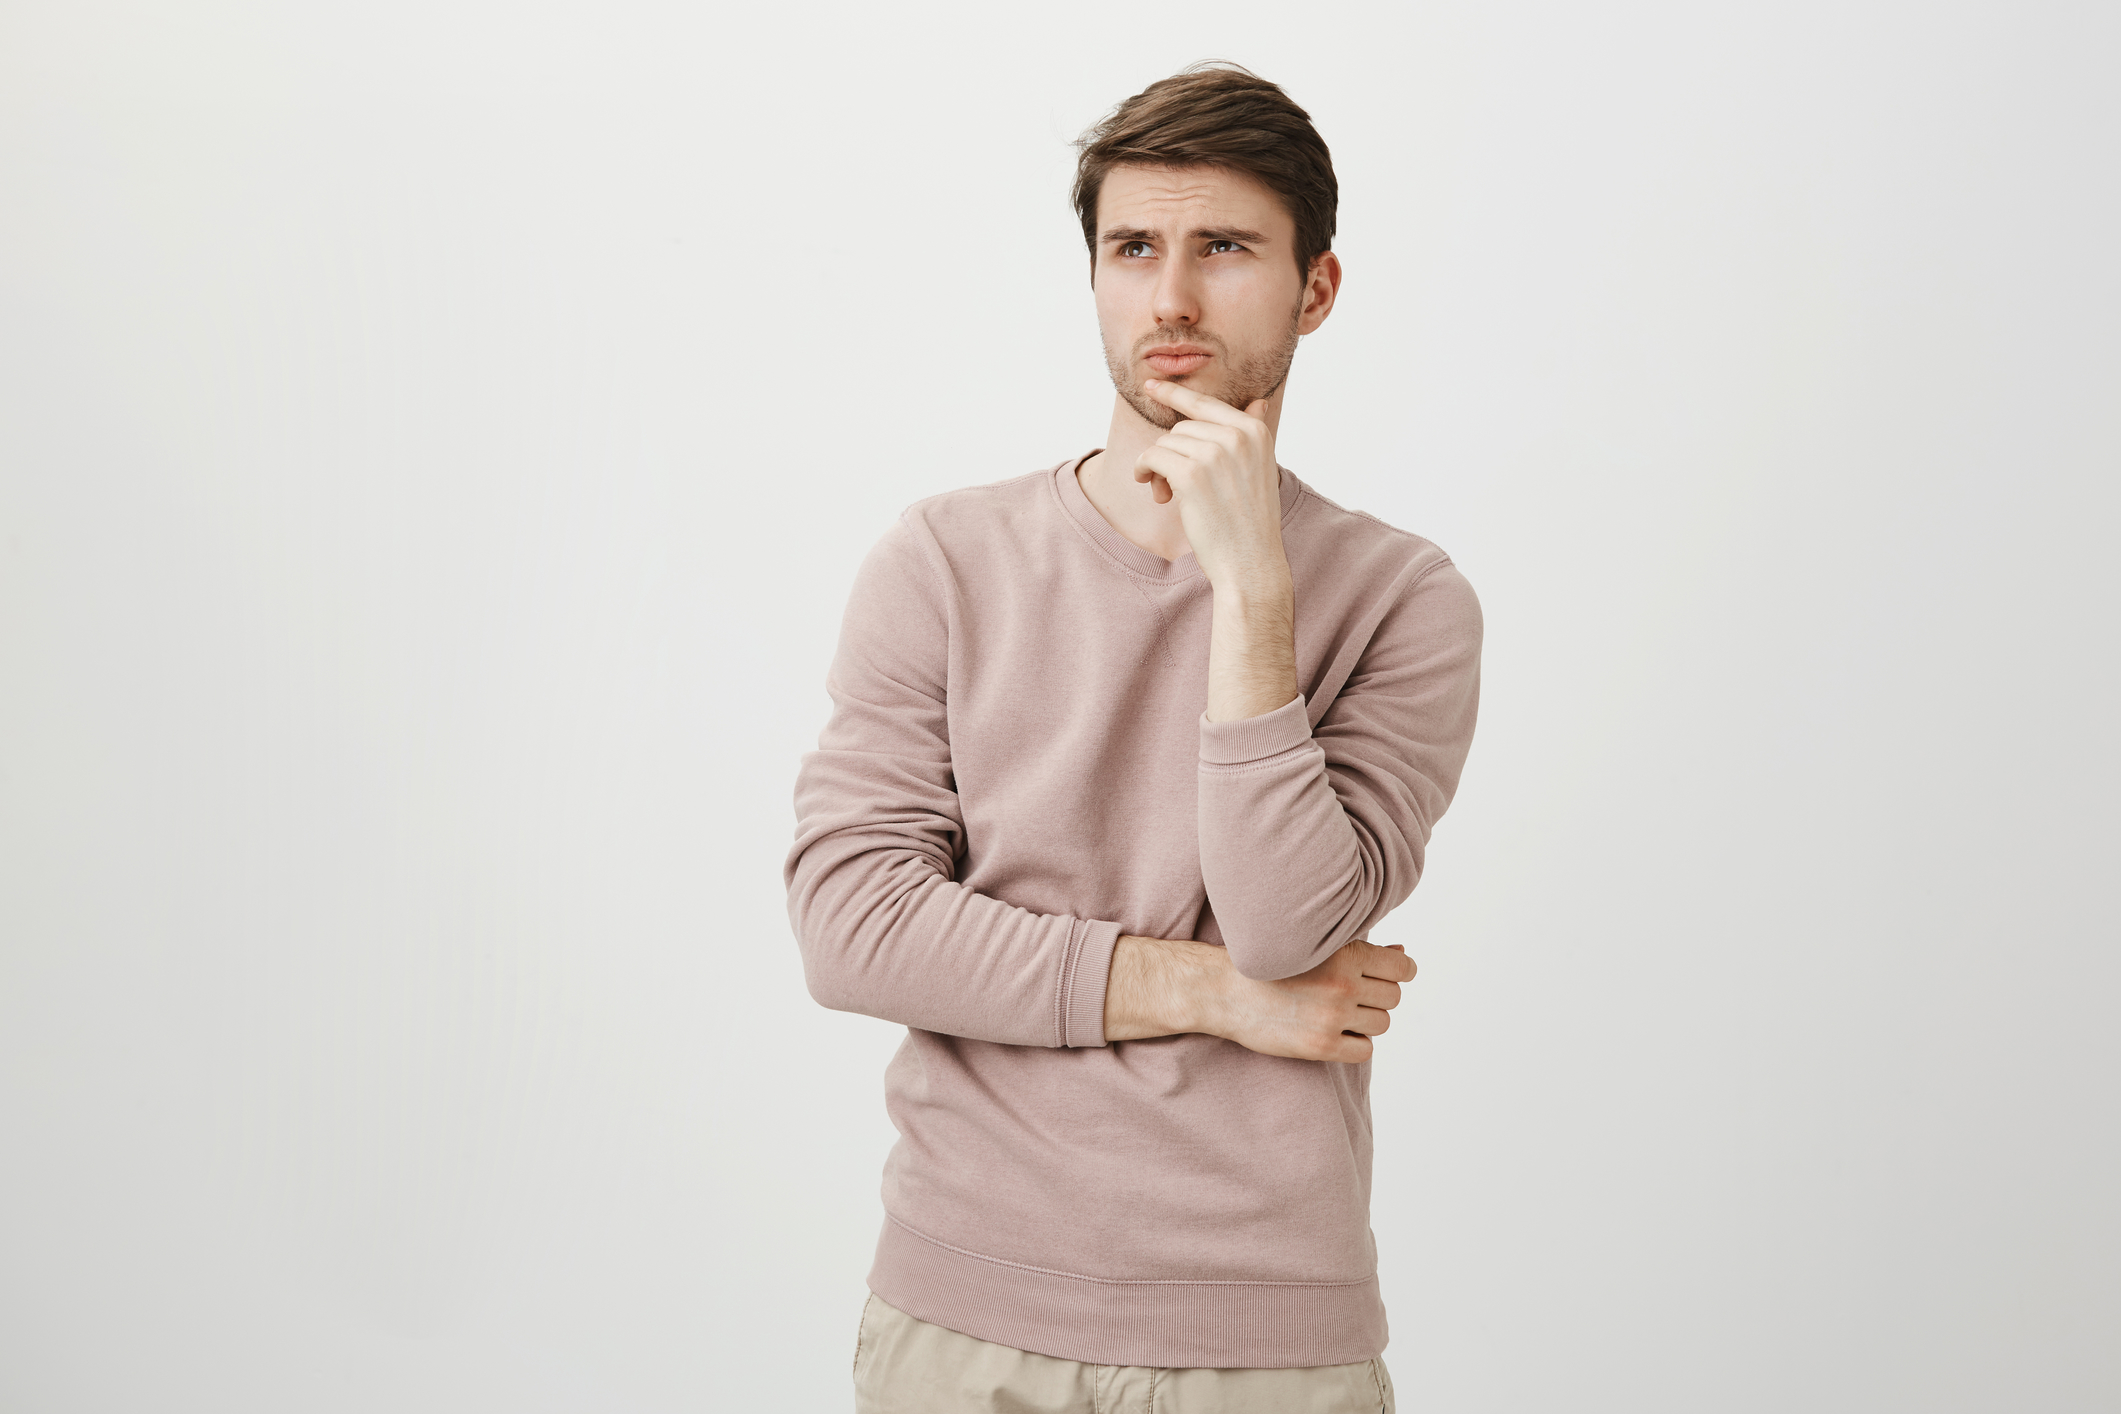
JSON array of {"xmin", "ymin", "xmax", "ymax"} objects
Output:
[{"xmin": 1104, "ymin": 306, "xmax": 1304, "ymax": 430}]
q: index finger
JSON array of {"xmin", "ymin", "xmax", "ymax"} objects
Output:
[{"xmin": 1142, "ymin": 377, "xmax": 1250, "ymax": 427}]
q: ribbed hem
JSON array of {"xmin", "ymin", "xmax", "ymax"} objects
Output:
[
  {"xmin": 868, "ymin": 1215, "xmax": 1387, "ymax": 1369},
  {"xmin": 1057, "ymin": 917, "xmax": 1122, "ymax": 1048},
  {"xmin": 1199, "ymin": 694, "xmax": 1312, "ymax": 766}
]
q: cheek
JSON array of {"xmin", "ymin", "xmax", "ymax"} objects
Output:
[
  {"xmin": 1204, "ymin": 268, "xmax": 1300, "ymax": 338},
  {"xmin": 1092, "ymin": 277, "xmax": 1151, "ymax": 343}
]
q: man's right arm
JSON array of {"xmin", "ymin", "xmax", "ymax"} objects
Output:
[{"xmin": 786, "ymin": 518, "xmax": 1120, "ymax": 1050}]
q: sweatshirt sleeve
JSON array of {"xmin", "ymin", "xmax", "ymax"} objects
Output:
[
  {"xmin": 784, "ymin": 516, "xmax": 1121, "ymax": 1048},
  {"xmin": 1196, "ymin": 558, "xmax": 1484, "ymax": 980}
]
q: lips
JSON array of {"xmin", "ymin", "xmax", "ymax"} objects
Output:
[{"xmin": 1143, "ymin": 345, "xmax": 1212, "ymax": 376}]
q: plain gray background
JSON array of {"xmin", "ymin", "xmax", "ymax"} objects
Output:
[{"xmin": 3, "ymin": 1, "xmax": 2117, "ymax": 1410}]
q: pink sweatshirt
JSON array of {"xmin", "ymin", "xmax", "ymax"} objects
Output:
[{"xmin": 785, "ymin": 454, "xmax": 1482, "ymax": 1368}]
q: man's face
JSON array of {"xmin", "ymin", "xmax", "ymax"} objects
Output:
[{"xmin": 1092, "ymin": 163, "xmax": 1334, "ymax": 430}]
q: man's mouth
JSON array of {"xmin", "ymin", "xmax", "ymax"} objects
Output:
[{"xmin": 1142, "ymin": 344, "xmax": 1213, "ymax": 377}]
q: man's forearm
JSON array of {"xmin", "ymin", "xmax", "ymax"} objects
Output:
[
  {"xmin": 1103, "ymin": 934, "xmax": 1226, "ymax": 1041},
  {"xmin": 1103, "ymin": 932, "xmax": 1413, "ymax": 1064},
  {"xmin": 1125, "ymin": 376, "xmax": 1299, "ymax": 725},
  {"xmin": 1205, "ymin": 573, "xmax": 1299, "ymax": 723}
]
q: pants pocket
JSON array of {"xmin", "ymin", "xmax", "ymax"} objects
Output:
[
  {"xmin": 1369, "ymin": 1355, "xmax": 1395, "ymax": 1413},
  {"xmin": 852, "ymin": 1293, "xmax": 876, "ymax": 1382}
]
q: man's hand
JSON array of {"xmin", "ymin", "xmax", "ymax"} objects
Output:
[
  {"xmin": 1133, "ymin": 378, "xmax": 1288, "ymax": 596},
  {"xmin": 1210, "ymin": 939, "xmax": 1413, "ymax": 1063},
  {"xmin": 1105, "ymin": 935, "xmax": 1414, "ymax": 1064},
  {"xmin": 1135, "ymin": 378, "xmax": 1300, "ymax": 722}
]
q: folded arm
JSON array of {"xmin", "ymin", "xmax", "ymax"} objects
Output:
[
  {"xmin": 1196, "ymin": 558, "xmax": 1484, "ymax": 980},
  {"xmin": 785, "ymin": 520, "xmax": 1119, "ymax": 1048},
  {"xmin": 1130, "ymin": 378, "xmax": 1485, "ymax": 983},
  {"xmin": 787, "ymin": 512, "xmax": 1472, "ymax": 1053}
]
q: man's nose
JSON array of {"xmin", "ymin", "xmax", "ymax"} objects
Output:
[{"xmin": 1151, "ymin": 255, "xmax": 1201, "ymax": 327}]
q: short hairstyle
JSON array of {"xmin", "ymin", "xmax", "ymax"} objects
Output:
[{"xmin": 1071, "ymin": 63, "xmax": 1338, "ymax": 280}]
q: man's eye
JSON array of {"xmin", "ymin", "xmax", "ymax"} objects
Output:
[
  {"xmin": 1208, "ymin": 240, "xmax": 1244, "ymax": 254},
  {"xmin": 1121, "ymin": 241, "xmax": 1153, "ymax": 258}
]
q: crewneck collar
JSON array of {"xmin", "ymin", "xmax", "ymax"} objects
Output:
[{"xmin": 1053, "ymin": 451, "xmax": 1306, "ymax": 586}]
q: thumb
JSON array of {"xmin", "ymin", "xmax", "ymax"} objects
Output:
[{"xmin": 1246, "ymin": 399, "xmax": 1270, "ymax": 419}]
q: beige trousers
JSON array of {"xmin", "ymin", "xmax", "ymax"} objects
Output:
[{"xmin": 851, "ymin": 1293, "xmax": 1395, "ymax": 1414}]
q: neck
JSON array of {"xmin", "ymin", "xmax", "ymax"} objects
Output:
[{"xmin": 1078, "ymin": 384, "xmax": 1288, "ymax": 563}]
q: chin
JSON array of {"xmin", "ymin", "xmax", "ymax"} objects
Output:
[{"xmin": 1123, "ymin": 389, "xmax": 1183, "ymax": 431}]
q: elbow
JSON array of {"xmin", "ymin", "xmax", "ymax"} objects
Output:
[
  {"xmin": 801, "ymin": 948, "xmax": 885, "ymax": 1020},
  {"xmin": 784, "ymin": 857, "xmax": 904, "ymax": 1017},
  {"xmin": 1220, "ymin": 922, "xmax": 1345, "ymax": 981},
  {"xmin": 1211, "ymin": 846, "xmax": 1411, "ymax": 981},
  {"xmin": 798, "ymin": 943, "xmax": 843, "ymax": 1011},
  {"xmin": 1219, "ymin": 884, "xmax": 1383, "ymax": 980},
  {"xmin": 1225, "ymin": 947, "xmax": 1315, "ymax": 983},
  {"xmin": 793, "ymin": 921, "xmax": 870, "ymax": 1016},
  {"xmin": 786, "ymin": 883, "xmax": 858, "ymax": 1013},
  {"xmin": 785, "ymin": 846, "xmax": 952, "ymax": 1021},
  {"xmin": 803, "ymin": 966, "xmax": 859, "ymax": 1015},
  {"xmin": 1202, "ymin": 848, "xmax": 1384, "ymax": 981}
]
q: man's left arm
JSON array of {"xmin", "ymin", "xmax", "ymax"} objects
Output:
[
  {"xmin": 1197, "ymin": 562, "xmax": 1481, "ymax": 979},
  {"xmin": 1135, "ymin": 379, "xmax": 1485, "ymax": 982}
]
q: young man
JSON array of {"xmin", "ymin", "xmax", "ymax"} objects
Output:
[{"xmin": 786, "ymin": 65, "xmax": 1482, "ymax": 1413}]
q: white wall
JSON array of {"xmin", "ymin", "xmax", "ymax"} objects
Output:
[{"xmin": 2, "ymin": 2, "xmax": 2115, "ymax": 1409}]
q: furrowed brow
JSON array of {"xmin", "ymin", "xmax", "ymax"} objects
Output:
[{"xmin": 1098, "ymin": 225, "xmax": 1272, "ymax": 246}]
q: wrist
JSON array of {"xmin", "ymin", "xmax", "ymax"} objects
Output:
[
  {"xmin": 1210, "ymin": 567, "xmax": 1293, "ymax": 615},
  {"xmin": 1205, "ymin": 570, "xmax": 1299, "ymax": 721},
  {"xmin": 1157, "ymin": 936, "xmax": 1225, "ymax": 1037},
  {"xmin": 1180, "ymin": 940, "xmax": 1234, "ymax": 1039}
]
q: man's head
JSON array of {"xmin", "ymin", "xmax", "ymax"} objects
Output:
[{"xmin": 1073, "ymin": 65, "xmax": 1342, "ymax": 430}]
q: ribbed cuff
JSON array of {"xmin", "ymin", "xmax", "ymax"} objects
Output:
[
  {"xmin": 1057, "ymin": 917, "xmax": 1122, "ymax": 1048},
  {"xmin": 1198, "ymin": 693, "xmax": 1312, "ymax": 765}
]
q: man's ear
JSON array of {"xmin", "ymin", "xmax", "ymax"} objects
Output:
[{"xmin": 1298, "ymin": 251, "xmax": 1344, "ymax": 335}]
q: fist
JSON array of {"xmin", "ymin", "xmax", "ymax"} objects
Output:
[{"xmin": 1213, "ymin": 940, "xmax": 1415, "ymax": 1065}]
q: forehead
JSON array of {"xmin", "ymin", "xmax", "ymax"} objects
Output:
[{"xmin": 1095, "ymin": 163, "xmax": 1292, "ymax": 236}]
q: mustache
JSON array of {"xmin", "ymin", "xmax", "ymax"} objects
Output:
[{"xmin": 1132, "ymin": 329, "xmax": 1226, "ymax": 356}]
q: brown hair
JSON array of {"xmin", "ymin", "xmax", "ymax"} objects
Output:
[{"xmin": 1072, "ymin": 63, "xmax": 1338, "ymax": 280}]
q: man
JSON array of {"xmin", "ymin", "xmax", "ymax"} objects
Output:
[{"xmin": 786, "ymin": 64, "xmax": 1482, "ymax": 1413}]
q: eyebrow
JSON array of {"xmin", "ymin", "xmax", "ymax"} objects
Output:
[{"xmin": 1099, "ymin": 225, "xmax": 1271, "ymax": 246}]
